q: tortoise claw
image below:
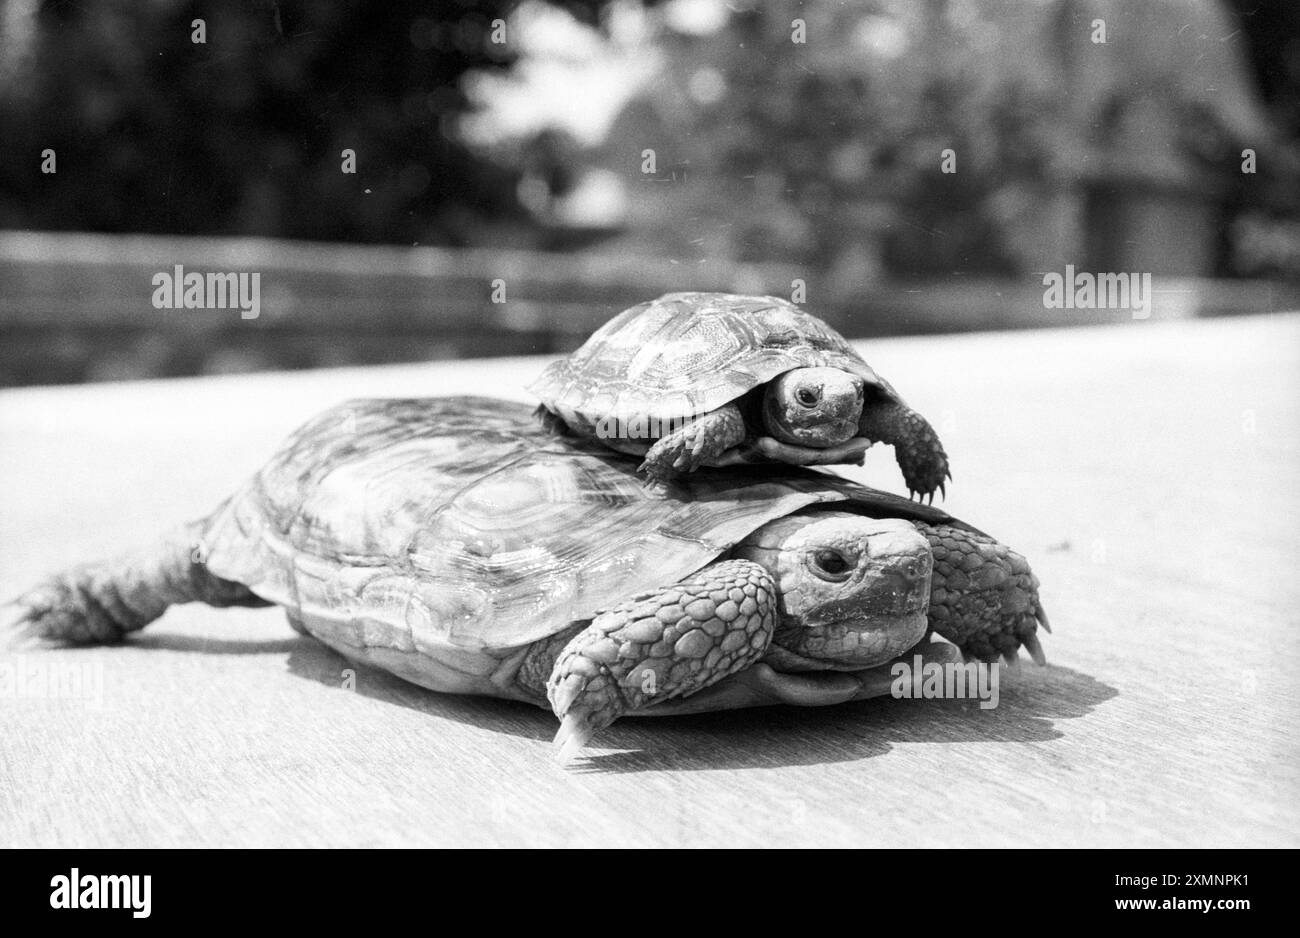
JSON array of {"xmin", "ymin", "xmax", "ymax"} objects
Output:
[
  {"xmin": 1, "ymin": 600, "xmax": 51, "ymax": 652},
  {"xmin": 1022, "ymin": 631, "xmax": 1047, "ymax": 666},
  {"xmin": 639, "ymin": 476, "xmax": 672, "ymax": 499},
  {"xmin": 553, "ymin": 713, "xmax": 597, "ymax": 765}
]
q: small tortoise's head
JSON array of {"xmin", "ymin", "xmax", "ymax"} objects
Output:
[
  {"xmin": 734, "ymin": 511, "xmax": 931, "ymax": 671},
  {"xmin": 762, "ymin": 367, "xmax": 864, "ymax": 448}
]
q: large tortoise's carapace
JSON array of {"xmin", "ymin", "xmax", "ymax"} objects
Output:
[{"xmin": 6, "ymin": 397, "xmax": 1042, "ymax": 759}]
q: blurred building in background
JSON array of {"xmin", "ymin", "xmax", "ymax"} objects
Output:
[{"xmin": 0, "ymin": 0, "xmax": 1297, "ymax": 385}]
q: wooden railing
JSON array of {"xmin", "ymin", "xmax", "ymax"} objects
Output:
[{"xmin": 1, "ymin": 231, "xmax": 1295, "ymax": 386}]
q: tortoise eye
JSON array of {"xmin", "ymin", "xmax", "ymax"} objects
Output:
[
  {"xmin": 795, "ymin": 387, "xmax": 821, "ymax": 407},
  {"xmin": 810, "ymin": 548, "xmax": 853, "ymax": 580}
]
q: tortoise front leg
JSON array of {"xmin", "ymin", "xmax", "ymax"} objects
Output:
[
  {"xmin": 638, "ymin": 403, "xmax": 746, "ymax": 486},
  {"xmin": 914, "ymin": 522, "xmax": 1048, "ymax": 666},
  {"xmin": 858, "ymin": 398, "xmax": 951, "ymax": 502},
  {"xmin": 546, "ymin": 558, "xmax": 776, "ymax": 760}
]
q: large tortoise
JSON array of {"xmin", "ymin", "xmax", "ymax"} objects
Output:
[
  {"xmin": 5, "ymin": 398, "xmax": 1043, "ymax": 759},
  {"xmin": 530, "ymin": 292, "xmax": 951, "ymax": 500}
]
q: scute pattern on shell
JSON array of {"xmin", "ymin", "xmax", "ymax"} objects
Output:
[
  {"xmin": 200, "ymin": 397, "xmax": 973, "ymax": 654},
  {"xmin": 528, "ymin": 293, "xmax": 887, "ymax": 428}
]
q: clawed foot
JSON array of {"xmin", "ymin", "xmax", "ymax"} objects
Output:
[
  {"xmin": 635, "ymin": 405, "xmax": 746, "ymax": 489},
  {"xmin": 906, "ymin": 466, "xmax": 951, "ymax": 505},
  {"xmin": 547, "ymin": 559, "xmax": 776, "ymax": 762},
  {"xmin": 898, "ymin": 423, "xmax": 949, "ymax": 503},
  {"xmin": 919, "ymin": 522, "xmax": 1048, "ymax": 664},
  {"xmin": 858, "ymin": 401, "xmax": 951, "ymax": 503},
  {"xmin": 639, "ymin": 432, "xmax": 711, "ymax": 478},
  {"xmin": 0, "ymin": 574, "xmax": 126, "ymax": 648},
  {"xmin": 0, "ymin": 596, "xmax": 53, "ymax": 651}
]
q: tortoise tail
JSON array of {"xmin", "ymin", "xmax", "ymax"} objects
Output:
[
  {"xmin": 2, "ymin": 520, "xmax": 268, "ymax": 648},
  {"xmin": 532, "ymin": 403, "xmax": 571, "ymax": 437}
]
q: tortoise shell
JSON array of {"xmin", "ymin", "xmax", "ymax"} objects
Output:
[
  {"xmin": 200, "ymin": 397, "xmax": 969, "ymax": 659},
  {"xmin": 528, "ymin": 292, "xmax": 898, "ymax": 429}
]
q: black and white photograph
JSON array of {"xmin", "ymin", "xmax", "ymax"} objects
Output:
[{"xmin": 0, "ymin": 0, "xmax": 1297, "ymax": 864}]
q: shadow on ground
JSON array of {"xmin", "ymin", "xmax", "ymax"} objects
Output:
[
  {"xmin": 29, "ymin": 626, "xmax": 1118, "ymax": 773},
  {"xmin": 268, "ymin": 634, "xmax": 1118, "ymax": 774},
  {"xmin": 129, "ymin": 632, "xmax": 302, "ymax": 656}
]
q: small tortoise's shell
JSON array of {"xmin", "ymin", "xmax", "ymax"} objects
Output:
[
  {"xmin": 529, "ymin": 293, "xmax": 895, "ymax": 429},
  {"xmin": 200, "ymin": 398, "xmax": 967, "ymax": 658}
]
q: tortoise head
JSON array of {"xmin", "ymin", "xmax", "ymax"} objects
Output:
[
  {"xmin": 762, "ymin": 367, "xmax": 864, "ymax": 448},
  {"xmin": 734, "ymin": 510, "xmax": 931, "ymax": 671}
]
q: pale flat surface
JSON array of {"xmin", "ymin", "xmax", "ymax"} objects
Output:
[{"xmin": 1, "ymin": 314, "xmax": 1298, "ymax": 848}]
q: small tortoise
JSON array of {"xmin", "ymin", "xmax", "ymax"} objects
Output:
[
  {"xmin": 5, "ymin": 398, "xmax": 1042, "ymax": 758},
  {"xmin": 529, "ymin": 292, "xmax": 951, "ymax": 500}
]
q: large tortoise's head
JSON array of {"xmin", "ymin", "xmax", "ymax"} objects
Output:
[
  {"xmin": 762, "ymin": 367, "xmax": 864, "ymax": 448},
  {"xmin": 734, "ymin": 510, "xmax": 931, "ymax": 671}
]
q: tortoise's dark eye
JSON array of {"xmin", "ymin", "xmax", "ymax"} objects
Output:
[
  {"xmin": 810, "ymin": 548, "xmax": 852, "ymax": 580},
  {"xmin": 795, "ymin": 387, "xmax": 821, "ymax": 407}
]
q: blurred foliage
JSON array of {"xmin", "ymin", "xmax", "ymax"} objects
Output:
[
  {"xmin": 655, "ymin": 2, "xmax": 1065, "ymax": 277},
  {"xmin": 588, "ymin": 0, "xmax": 1298, "ymax": 280},
  {"xmin": 0, "ymin": 0, "xmax": 614, "ymax": 244},
  {"xmin": 1223, "ymin": 0, "xmax": 1300, "ymax": 277},
  {"xmin": 0, "ymin": 0, "xmax": 1294, "ymax": 280},
  {"xmin": 1229, "ymin": 0, "xmax": 1300, "ymax": 143}
]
